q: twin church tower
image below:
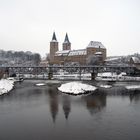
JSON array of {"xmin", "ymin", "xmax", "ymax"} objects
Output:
[
  {"xmin": 49, "ymin": 32, "xmax": 107, "ymax": 65},
  {"xmin": 50, "ymin": 32, "xmax": 71, "ymax": 63}
]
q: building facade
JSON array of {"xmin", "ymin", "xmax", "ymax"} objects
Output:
[{"xmin": 49, "ymin": 32, "xmax": 106, "ymax": 65}]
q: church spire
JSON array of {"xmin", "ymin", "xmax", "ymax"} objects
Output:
[
  {"xmin": 50, "ymin": 32, "xmax": 59, "ymax": 63},
  {"xmin": 64, "ymin": 33, "xmax": 70, "ymax": 43},
  {"xmin": 62, "ymin": 33, "xmax": 71, "ymax": 50},
  {"xmin": 51, "ymin": 32, "xmax": 57, "ymax": 42}
]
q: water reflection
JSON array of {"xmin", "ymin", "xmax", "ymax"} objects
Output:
[
  {"xmin": 47, "ymin": 85, "xmax": 140, "ymax": 122},
  {"xmin": 129, "ymin": 90, "xmax": 140, "ymax": 103},
  {"xmin": 48, "ymin": 87, "xmax": 59, "ymax": 123},
  {"xmin": 83, "ymin": 94, "xmax": 106, "ymax": 115},
  {"xmin": 62, "ymin": 95, "xmax": 71, "ymax": 120},
  {"xmin": 47, "ymin": 87, "xmax": 107, "ymax": 122}
]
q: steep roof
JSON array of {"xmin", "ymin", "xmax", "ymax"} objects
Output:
[
  {"xmin": 55, "ymin": 49, "xmax": 87, "ymax": 56},
  {"xmin": 68, "ymin": 49, "xmax": 86, "ymax": 56},
  {"xmin": 51, "ymin": 32, "xmax": 57, "ymax": 42},
  {"xmin": 55, "ymin": 50, "xmax": 70, "ymax": 56},
  {"xmin": 63, "ymin": 33, "xmax": 70, "ymax": 44},
  {"xmin": 131, "ymin": 57, "xmax": 140, "ymax": 63},
  {"xmin": 87, "ymin": 41, "xmax": 105, "ymax": 49}
]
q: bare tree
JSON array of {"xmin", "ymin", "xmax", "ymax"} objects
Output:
[{"xmin": 86, "ymin": 55, "xmax": 100, "ymax": 65}]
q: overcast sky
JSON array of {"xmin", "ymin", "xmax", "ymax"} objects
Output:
[{"xmin": 0, "ymin": 0, "xmax": 140, "ymax": 57}]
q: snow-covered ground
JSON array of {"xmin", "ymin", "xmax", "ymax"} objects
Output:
[
  {"xmin": 0, "ymin": 79, "xmax": 14, "ymax": 95},
  {"xmin": 125, "ymin": 85, "xmax": 140, "ymax": 90},
  {"xmin": 53, "ymin": 73, "xmax": 91, "ymax": 80},
  {"xmin": 96, "ymin": 72, "xmax": 140, "ymax": 81},
  {"xmin": 58, "ymin": 82, "xmax": 97, "ymax": 95}
]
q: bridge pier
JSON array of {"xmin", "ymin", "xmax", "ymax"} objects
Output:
[
  {"xmin": 3, "ymin": 68, "xmax": 9, "ymax": 78},
  {"xmin": 79, "ymin": 67, "xmax": 81, "ymax": 80},
  {"xmin": 91, "ymin": 72, "xmax": 97, "ymax": 80},
  {"xmin": 48, "ymin": 66, "xmax": 53, "ymax": 80},
  {"xmin": 48, "ymin": 72, "xmax": 53, "ymax": 80}
]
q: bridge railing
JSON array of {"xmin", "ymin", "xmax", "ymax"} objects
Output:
[{"xmin": 0, "ymin": 65, "xmax": 137, "ymax": 80}]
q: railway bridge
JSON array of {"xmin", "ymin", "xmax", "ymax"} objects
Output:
[{"xmin": 0, "ymin": 65, "xmax": 138, "ymax": 80}]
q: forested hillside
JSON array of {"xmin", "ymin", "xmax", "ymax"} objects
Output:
[{"xmin": 0, "ymin": 50, "xmax": 41, "ymax": 66}]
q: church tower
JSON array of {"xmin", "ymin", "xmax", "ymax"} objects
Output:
[
  {"xmin": 62, "ymin": 33, "xmax": 71, "ymax": 50},
  {"xmin": 50, "ymin": 32, "xmax": 59, "ymax": 63}
]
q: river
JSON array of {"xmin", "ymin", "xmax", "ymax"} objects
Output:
[{"xmin": 0, "ymin": 80, "xmax": 140, "ymax": 140}]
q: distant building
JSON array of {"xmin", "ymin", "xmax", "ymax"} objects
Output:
[
  {"xmin": 130, "ymin": 56, "xmax": 140, "ymax": 69},
  {"xmin": 49, "ymin": 32, "xmax": 107, "ymax": 65}
]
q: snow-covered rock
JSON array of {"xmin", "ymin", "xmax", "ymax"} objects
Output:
[
  {"xmin": 100, "ymin": 85, "xmax": 112, "ymax": 88},
  {"xmin": 36, "ymin": 83, "xmax": 46, "ymax": 86},
  {"xmin": 58, "ymin": 82, "xmax": 97, "ymax": 95},
  {"xmin": 0, "ymin": 79, "xmax": 14, "ymax": 95}
]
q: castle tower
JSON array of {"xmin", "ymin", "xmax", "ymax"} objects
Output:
[
  {"xmin": 62, "ymin": 33, "xmax": 71, "ymax": 50},
  {"xmin": 50, "ymin": 32, "xmax": 59, "ymax": 63}
]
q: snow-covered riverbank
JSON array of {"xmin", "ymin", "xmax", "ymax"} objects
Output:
[
  {"xmin": 125, "ymin": 85, "xmax": 140, "ymax": 90},
  {"xmin": 0, "ymin": 79, "xmax": 14, "ymax": 95}
]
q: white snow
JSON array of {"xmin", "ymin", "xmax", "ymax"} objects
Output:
[
  {"xmin": 58, "ymin": 82, "xmax": 97, "ymax": 94},
  {"xmin": 53, "ymin": 72, "xmax": 91, "ymax": 80},
  {"xmin": 68, "ymin": 49, "xmax": 87, "ymax": 56},
  {"xmin": 51, "ymin": 40, "xmax": 58, "ymax": 42},
  {"xmin": 131, "ymin": 57, "xmax": 140, "ymax": 63},
  {"xmin": 55, "ymin": 49, "xmax": 87, "ymax": 56},
  {"xmin": 55, "ymin": 50, "xmax": 70, "ymax": 56},
  {"xmin": 100, "ymin": 85, "xmax": 112, "ymax": 88},
  {"xmin": 105, "ymin": 57, "xmax": 122, "ymax": 62},
  {"xmin": 36, "ymin": 83, "xmax": 46, "ymax": 86},
  {"xmin": 95, "ymin": 52, "xmax": 102, "ymax": 55},
  {"xmin": 0, "ymin": 79, "xmax": 14, "ymax": 95},
  {"xmin": 125, "ymin": 85, "xmax": 140, "ymax": 90},
  {"xmin": 87, "ymin": 41, "xmax": 105, "ymax": 49},
  {"xmin": 97, "ymin": 72, "xmax": 117, "ymax": 77}
]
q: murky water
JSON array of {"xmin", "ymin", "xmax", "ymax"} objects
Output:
[{"xmin": 0, "ymin": 80, "xmax": 140, "ymax": 140}]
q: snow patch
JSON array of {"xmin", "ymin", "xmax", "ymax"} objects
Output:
[
  {"xmin": 87, "ymin": 41, "xmax": 105, "ymax": 49},
  {"xmin": 97, "ymin": 72, "xmax": 117, "ymax": 77},
  {"xmin": 58, "ymin": 82, "xmax": 97, "ymax": 95},
  {"xmin": 0, "ymin": 79, "xmax": 14, "ymax": 95},
  {"xmin": 125, "ymin": 85, "xmax": 140, "ymax": 90},
  {"xmin": 100, "ymin": 85, "xmax": 112, "ymax": 88},
  {"xmin": 36, "ymin": 83, "xmax": 46, "ymax": 86}
]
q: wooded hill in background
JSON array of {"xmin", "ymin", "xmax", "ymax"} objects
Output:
[{"xmin": 0, "ymin": 50, "xmax": 41, "ymax": 66}]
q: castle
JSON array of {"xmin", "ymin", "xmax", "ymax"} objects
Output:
[{"xmin": 49, "ymin": 32, "xmax": 106, "ymax": 65}]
